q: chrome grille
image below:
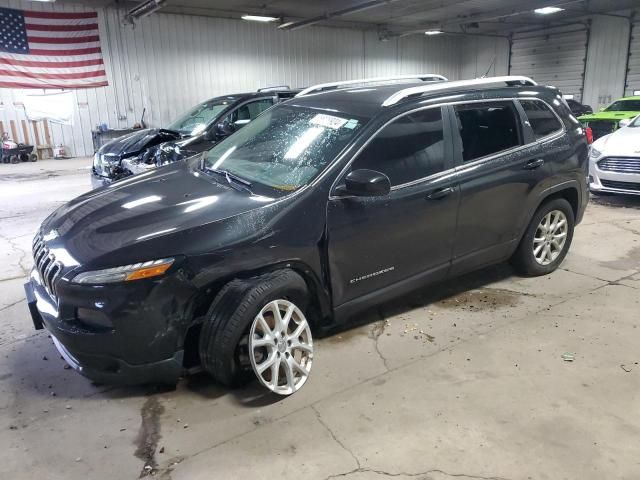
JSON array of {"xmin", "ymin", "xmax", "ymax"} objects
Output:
[
  {"xmin": 598, "ymin": 157, "xmax": 640, "ymax": 174},
  {"xmin": 32, "ymin": 233, "xmax": 63, "ymax": 299}
]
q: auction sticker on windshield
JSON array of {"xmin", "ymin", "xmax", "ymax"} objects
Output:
[{"xmin": 310, "ymin": 113, "xmax": 348, "ymax": 130}]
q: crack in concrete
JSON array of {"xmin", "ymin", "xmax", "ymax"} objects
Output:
[
  {"xmin": 312, "ymin": 405, "xmax": 361, "ymax": 471},
  {"xmin": 559, "ymin": 267, "xmax": 611, "ymax": 284},
  {"xmin": 369, "ymin": 313, "xmax": 390, "ymax": 370},
  {"xmin": 0, "ymin": 275, "xmax": 29, "ymax": 283},
  {"xmin": 611, "ymin": 221, "xmax": 640, "ymax": 237},
  {"xmin": 312, "ymin": 402, "xmax": 510, "ymax": 480},
  {"xmin": 0, "ymin": 231, "xmax": 31, "ymax": 276},
  {"xmin": 0, "ymin": 298, "xmax": 25, "ymax": 313},
  {"xmin": 324, "ymin": 467, "xmax": 510, "ymax": 479}
]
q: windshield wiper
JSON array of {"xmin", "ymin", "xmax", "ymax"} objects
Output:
[{"xmin": 201, "ymin": 166, "xmax": 253, "ymax": 193}]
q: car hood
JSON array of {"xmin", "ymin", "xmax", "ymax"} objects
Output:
[
  {"xmin": 578, "ymin": 111, "xmax": 639, "ymax": 122},
  {"xmin": 99, "ymin": 128, "xmax": 184, "ymax": 159},
  {"xmin": 593, "ymin": 126, "xmax": 640, "ymax": 156},
  {"xmin": 40, "ymin": 161, "xmax": 279, "ymax": 267}
]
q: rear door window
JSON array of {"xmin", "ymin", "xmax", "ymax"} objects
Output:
[
  {"xmin": 453, "ymin": 101, "xmax": 523, "ymax": 162},
  {"xmin": 519, "ymin": 99, "xmax": 563, "ymax": 140},
  {"xmin": 350, "ymin": 107, "xmax": 446, "ymax": 187}
]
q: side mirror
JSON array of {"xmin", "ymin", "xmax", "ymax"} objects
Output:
[
  {"xmin": 619, "ymin": 118, "xmax": 633, "ymax": 128},
  {"xmin": 335, "ymin": 169, "xmax": 391, "ymax": 197},
  {"xmin": 599, "ymin": 106, "xmax": 606, "ymax": 112}
]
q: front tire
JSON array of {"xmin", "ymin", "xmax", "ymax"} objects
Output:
[
  {"xmin": 511, "ymin": 198, "xmax": 575, "ymax": 276},
  {"xmin": 198, "ymin": 270, "xmax": 311, "ymax": 393}
]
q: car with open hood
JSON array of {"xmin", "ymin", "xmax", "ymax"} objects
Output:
[
  {"xmin": 589, "ymin": 114, "xmax": 640, "ymax": 195},
  {"xmin": 578, "ymin": 96, "xmax": 640, "ymax": 141},
  {"xmin": 25, "ymin": 74, "xmax": 588, "ymax": 396},
  {"xmin": 91, "ymin": 87, "xmax": 298, "ymax": 189}
]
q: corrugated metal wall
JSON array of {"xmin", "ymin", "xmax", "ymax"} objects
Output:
[
  {"xmin": 0, "ymin": 0, "xmax": 473, "ymax": 157},
  {"xmin": 583, "ymin": 15, "xmax": 630, "ymax": 110},
  {"xmin": 510, "ymin": 24, "xmax": 589, "ymax": 100},
  {"xmin": 625, "ymin": 20, "xmax": 640, "ymax": 96},
  {"xmin": 459, "ymin": 36, "xmax": 511, "ymax": 79}
]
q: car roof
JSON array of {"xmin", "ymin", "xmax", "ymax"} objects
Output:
[
  {"xmin": 616, "ymin": 96, "xmax": 640, "ymax": 101},
  {"xmin": 288, "ymin": 82, "xmax": 434, "ymax": 118},
  {"xmin": 205, "ymin": 90, "xmax": 298, "ymax": 104},
  {"xmin": 288, "ymin": 82, "xmax": 560, "ymax": 119}
]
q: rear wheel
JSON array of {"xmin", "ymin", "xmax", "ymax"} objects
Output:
[
  {"xmin": 198, "ymin": 270, "xmax": 312, "ymax": 394},
  {"xmin": 9, "ymin": 155, "xmax": 19, "ymax": 164},
  {"xmin": 29, "ymin": 153, "xmax": 38, "ymax": 162},
  {"xmin": 511, "ymin": 198, "xmax": 575, "ymax": 276}
]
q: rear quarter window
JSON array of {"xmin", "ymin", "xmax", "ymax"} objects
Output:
[{"xmin": 520, "ymin": 99, "xmax": 563, "ymax": 140}]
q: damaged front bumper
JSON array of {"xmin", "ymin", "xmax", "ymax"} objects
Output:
[{"xmin": 23, "ymin": 270, "xmax": 186, "ymax": 386}]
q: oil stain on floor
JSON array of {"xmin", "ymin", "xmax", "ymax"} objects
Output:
[
  {"xmin": 437, "ymin": 288, "xmax": 523, "ymax": 312},
  {"xmin": 135, "ymin": 396, "xmax": 165, "ymax": 477}
]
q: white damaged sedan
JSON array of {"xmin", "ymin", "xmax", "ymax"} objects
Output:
[{"xmin": 589, "ymin": 115, "xmax": 640, "ymax": 195}]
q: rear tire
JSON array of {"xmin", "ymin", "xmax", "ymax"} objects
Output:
[
  {"xmin": 9, "ymin": 155, "xmax": 19, "ymax": 164},
  {"xmin": 198, "ymin": 270, "xmax": 309, "ymax": 389},
  {"xmin": 511, "ymin": 198, "xmax": 575, "ymax": 276},
  {"xmin": 29, "ymin": 153, "xmax": 38, "ymax": 162}
]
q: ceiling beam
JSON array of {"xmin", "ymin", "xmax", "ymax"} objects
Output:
[{"xmin": 277, "ymin": 0, "xmax": 402, "ymax": 31}]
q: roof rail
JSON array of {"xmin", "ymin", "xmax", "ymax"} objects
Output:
[
  {"xmin": 381, "ymin": 76, "xmax": 537, "ymax": 107},
  {"xmin": 296, "ymin": 74, "xmax": 448, "ymax": 97},
  {"xmin": 258, "ymin": 85, "xmax": 291, "ymax": 92}
]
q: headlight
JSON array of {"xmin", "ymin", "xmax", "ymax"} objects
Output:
[
  {"xmin": 72, "ymin": 258, "xmax": 174, "ymax": 284},
  {"xmin": 161, "ymin": 143, "xmax": 180, "ymax": 154},
  {"xmin": 589, "ymin": 147, "xmax": 602, "ymax": 159}
]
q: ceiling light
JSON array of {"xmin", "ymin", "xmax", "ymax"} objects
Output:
[
  {"xmin": 425, "ymin": 30, "xmax": 443, "ymax": 36},
  {"xmin": 534, "ymin": 6, "xmax": 565, "ymax": 15},
  {"xmin": 241, "ymin": 14, "xmax": 280, "ymax": 22}
]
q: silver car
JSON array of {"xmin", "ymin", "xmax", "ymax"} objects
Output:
[{"xmin": 589, "ymin": 115, "xmax": 640, "ymax": 195}]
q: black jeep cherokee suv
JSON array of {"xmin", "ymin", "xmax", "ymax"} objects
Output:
[
  {"xmin": 91, "ymin": 87, "xmax": 298, "ymax": 189},
  {"xmin": 25, "ymin": 75, "xmax": 589, "ymax": 396}
]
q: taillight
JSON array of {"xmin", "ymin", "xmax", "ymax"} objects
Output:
[{"xmin": 585, "ymin": 126, "xmax": 593, "ymax": 144}]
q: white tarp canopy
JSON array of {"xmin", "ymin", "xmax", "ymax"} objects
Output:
[{"xmin": 22, "ymin": 91, "xmax": 74, "ymax": 125}]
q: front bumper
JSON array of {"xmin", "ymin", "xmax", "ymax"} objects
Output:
[
  {"xmin": 23, "ymin": 268, "xmax": 191, "ymax": 385},
  {"xmin": 589, "ymin": 158, "xmax": 640, "ymax": 196}
]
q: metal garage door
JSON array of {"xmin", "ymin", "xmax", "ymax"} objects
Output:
[
  {"xmin": 510, "ymin": 25, "xmax": 589, "ymax": 100},
  {"xmin": 625, "ymin": 21, "xmax": 640, "ymax": 96}
]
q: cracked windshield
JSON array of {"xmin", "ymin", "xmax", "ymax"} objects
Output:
[{"xmin": 203, "ymin": 106, "xmax": 366, "ymax": 192}]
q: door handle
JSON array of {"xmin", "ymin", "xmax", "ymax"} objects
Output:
[
  {"xmin": 426, "ymin": 186, "xmax": 454, "ymax": 200},
  {"xmin": 524, "ymin": 158, "xmax": 545, "ymax": 170}
]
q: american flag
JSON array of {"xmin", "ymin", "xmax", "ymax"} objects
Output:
[{"xmin": 0, "ymin": 7, "xmax": 108, "ymax": 89}]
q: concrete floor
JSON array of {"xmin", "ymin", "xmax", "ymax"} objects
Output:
[{"xmin": 1, "ymin": 157, "xmax": 640, "ymax": 480}]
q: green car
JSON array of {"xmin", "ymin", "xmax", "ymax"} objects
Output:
[{"xmin": 578, "ymin": 96, "xmax": 640, "ymax": 140}]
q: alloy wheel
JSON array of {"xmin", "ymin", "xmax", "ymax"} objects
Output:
[
  {"xmin": 533, "ymin": 210, "xmax": 568, "ymax": 266},
  {"xmin": 248, "ymin": 299, "xmax": 313, "ymax": 395}
]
